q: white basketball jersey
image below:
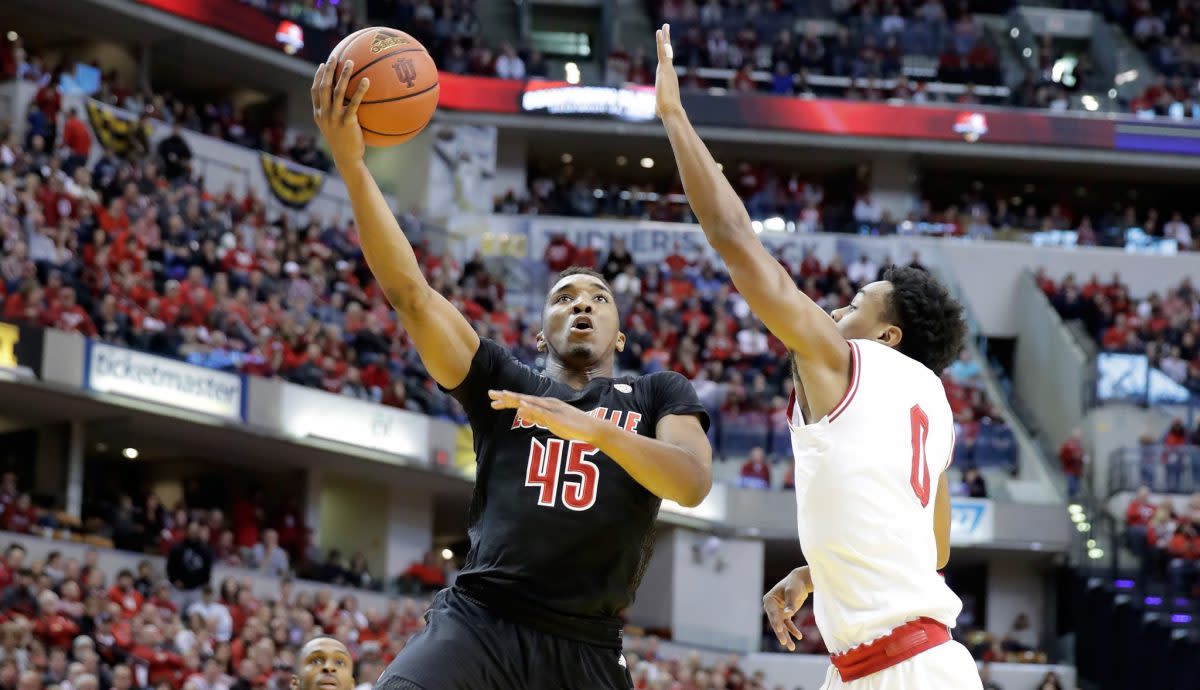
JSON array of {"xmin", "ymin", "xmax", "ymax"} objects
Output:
[{"xmin": 789, "ymin": 339, "xmax": 963, "ymax": 654}]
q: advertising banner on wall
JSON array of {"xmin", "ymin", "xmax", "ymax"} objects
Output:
[
  {"xmin": 275, "ymin": 382, "xmax": 453, "ymax": 468},
  {"xmin": 0, "ymin": 321, "xmax": 44, "ymax": 379},
  {"xmin": 73, "ymin": 97, "xmax": 392, "ymax": 223},
  {"xmin": 521, "ymin": 216, "xmax": 860, "ymax": 268},
  {"xmin": 84, "ymin": 341, "xmax": 246, "ymax": 422},
  {"xmin": 949, "ymin": 498, "xmax": 994, "ymax": 545},
  {"xmin": 436, "ymin": 72, "xmax": 1200, "ymax": 158},
  {"xmin": 260, "ymin": 153, "xmax": 327, "ymax": 209},
  {"xmin": 134, "ymin": 0, "xmax": 341, "ymax": 63}
]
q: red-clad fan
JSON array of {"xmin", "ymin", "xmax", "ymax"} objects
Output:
[
  {"xmin": 108, "ymin": 570, "xmax": 145, "ymax": 619},
  {"xmin": 33, "ymin": 591, "xmax": 79, "ymax": 649},
  {"xmin": 1127, "ymin": 486, "xmax": 1158, "ymax": 527},
  {"xmin": 46, "ymin": 287, "xmax": 97, "ymax": 337},
  {"xmin": 129, "ymin": 623, "xmax": 185, "ymax": 687},
  {"xmin": 3, "ymin": 494, "xmax": 37, "ymax": 534},
  {"xmin": 0, "ymin": 543, "xmax": 26, "ymax": 592}
]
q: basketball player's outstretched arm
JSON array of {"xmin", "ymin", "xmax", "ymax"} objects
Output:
[
  {"xmin": 312, "ymin": 58, "xmax": 479, "ymax": 389},
  {"xmin": 654, "ymin": 25, "xmax": 850, "ymax": 411}
]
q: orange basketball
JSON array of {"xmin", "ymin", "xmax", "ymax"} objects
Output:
[{"xmin": 330, "ymin": 27, "xmax": 439, "ymax": 147}]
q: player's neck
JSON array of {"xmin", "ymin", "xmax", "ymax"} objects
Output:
[{"xmin": 543, "ymin": 358, "xmax": 613, "ymax": 390}]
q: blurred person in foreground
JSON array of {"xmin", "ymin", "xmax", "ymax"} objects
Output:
[{"xmin": 292, "ymin": 638, "xmax": 354, "ymax": 690}]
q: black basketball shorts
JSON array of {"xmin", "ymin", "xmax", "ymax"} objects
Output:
[{"xmin": 375, "ymin": 587, "xmax": 633, "ymax": 690}]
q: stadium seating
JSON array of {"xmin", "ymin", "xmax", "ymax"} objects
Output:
[
  {"xmin": 0, "ymin": 530, "xmax": 1062, "ymax": 690},
  {"xmin": 649, "ymin": 0, "xmax": 1007, "ymax": 103},
  {"xmin": 1114, "ymin": 0, "xmax": 1200, "ymax": 119},
  {"xmin": 1044, "ymin": 273, "xmax": 1200, "ymax": 396}
]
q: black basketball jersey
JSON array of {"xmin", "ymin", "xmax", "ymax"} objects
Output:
[{"xmin": 443, "ymin": 338, "xmax": 709, "ymax": 648}]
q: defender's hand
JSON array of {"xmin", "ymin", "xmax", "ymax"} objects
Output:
[
  {"xmin": 311, "ymin": 58, "xmax": 370, "ymax": 169},
  {"xmin": 763, "ymin": 567, "xmax": 811, "ymax": 652},
  {"xmin": 489, "ymin": 391, "xmax": 604, "ymax": 445},
  {"xmin": 655, "ymin": 23, "xmax": 683, "ymax": 119}
]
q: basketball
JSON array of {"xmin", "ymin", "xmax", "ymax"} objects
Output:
[{"xmin": 330, "ymin": 27, "xmax": 439, "ymax": 147}]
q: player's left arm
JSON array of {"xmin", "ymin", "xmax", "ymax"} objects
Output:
[
  {"xmin": 934, "ymin": 473, "xmax": 951, "ymax": 569},
  {"xmin": 654, "ymin": 25, "xmax": 847, "ymax": 374},
  {"xmin": 591, "ymin": 412, "xmax": 712, "ymax": 507},
  {"xmin": 488, "ymin": 389, "xmax": 713, "ymax": 507}
]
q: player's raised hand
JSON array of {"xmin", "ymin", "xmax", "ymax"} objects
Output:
[
  {"xmin": 311, "ymin": 58, "xmax": 370, "ymax": 169},
  {"xmin": 654, "ymin": 23, "xmax": 683, "ymax": 120},
  {"xmin": 489, "ymin": 391, "xmax": 604, "ymax": 445},
  {"xmin": 763, "ymin": 567, "xmax": 811, "ymax": 652}
]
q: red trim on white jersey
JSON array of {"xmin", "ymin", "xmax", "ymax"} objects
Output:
[
  {"xmin": 827, "ymin": 341, "xmax": 861, "ymax": 422},
  {"xmin": 787, "ymin": 341, "xmax": 862, "ymax": 426}
]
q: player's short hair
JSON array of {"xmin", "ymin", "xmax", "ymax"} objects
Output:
[
  {"xmin": 551, "ymin": 267, "xmax": 612, "ymax": 294},
  {"xmin": 881, "ymin": 266, "xmax": 966, "ymax": 373}
]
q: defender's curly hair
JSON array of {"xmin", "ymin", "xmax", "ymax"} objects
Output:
[{"xmin": 881, "ymin": 266, "xmax": 967, "ymax": 373}]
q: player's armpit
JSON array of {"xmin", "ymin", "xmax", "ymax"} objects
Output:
[
  {"xmin": 933, "ymin": 473, "xmax": 951, "ymax": 570},
  {"xmin": 392, "ymin": 286, "xmax": 480, "ymax": 390}
]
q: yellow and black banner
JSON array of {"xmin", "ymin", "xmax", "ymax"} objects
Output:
[
  {"xmin": 260, "ymin": 153, "xmax": 325, "ymax": 209},
  {"xmin": 85, "ymin": 101, "xmax": 148, "ymax": 155},
  {"xmin": 0, "ymin": 320, "xmax": 44, "ymax": 378}
]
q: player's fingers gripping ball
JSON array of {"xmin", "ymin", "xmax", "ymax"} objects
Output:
[{"xmin": 329, "ymin": 27, "xmax": 440, "ymax": 147}]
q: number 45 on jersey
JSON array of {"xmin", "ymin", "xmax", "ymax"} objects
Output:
[{"xmin": 526, "ymin": 439, "xmax": 599, "ymax": 512}]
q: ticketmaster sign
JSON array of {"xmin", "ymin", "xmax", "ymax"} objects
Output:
[{"xmin": 85, "ymin": 342, "xmax": 245, "ymax": 422}]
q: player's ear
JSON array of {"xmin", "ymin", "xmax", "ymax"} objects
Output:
[
  {"xmin": 877, "ymin": 323, "xmax": 902, "ymax": 348},
  {"xmin": 535, "ymin": 331, "xmax": 547, "ymax": 352},
  {"xmin": 615, "ymin": 331, "xmax": 626, "ymax": 353}
]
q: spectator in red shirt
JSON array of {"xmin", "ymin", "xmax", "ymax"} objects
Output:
[
  {"xmin": 1164, "ymin": 419, "xmax": 1189, "ymax": 491},
  {"xmin": 730, "ymin": 63, "xmax": 756, "ymax": 91},
  {"xmin": 1167, "ymin": 522, "xmax": 1200, "ymax": 597},
  {"xmin": 400, "ymin": 552, "xmax": 446, "ymax": 592},
  {"xmin": 1127, "ymin": 486, "xmax": 1157, "ymax": 527},
  {"xmin": 542, "ymin": 234, "xmax": 577, "ymax": 275},
  {"xmin": 231, "ymin": 489, "xmax": 264, "ymax": 551},
  {"xmin": 32, "ymin": 591, "xmax": 79, "ymax": 649},
  {"xmin": 665, "ymin": 269, "xmax": 695, "ymax": 303},
  {"xmin": 573, "ymin": 240, "xmax": 599, "ymax": 271},
  {"xmin": 1126, "ymin": 484, "xmax": 1157, "ymax": 558},
  {"xmin": 34, "ymin": 81, "xmax": 61, "ymax": 148},
  {"xmin": 3, "ymin": 495, "xmax": 36, "ymax": 534},
  {"xmin": 739, "ymin": 447, "xmax": 772, "ymax": 490},
  {"xmin": 663, "ymin": 242, "xmax": 690, "ymax": 274},
  {"xmin": 48, "ymin": 288, "xmax": 96, "ymax": 337},
  {"xmin": 108, "ymin": 569, "xmax": 144, "ymax": 618},
  {"xmin": 61, "ymin": 108, "xmax": 91, "ymax": 171},
  {"xmin": 0, "ymin": 544, "xmax": 26, "ymax": 591},
  {"xmin": 1058, "ymin": 430, "xmax": 1086, "ymax": 499},
  {"xmin": 130, "ymin": 623, "xmax": 184, "ymax": 687}
]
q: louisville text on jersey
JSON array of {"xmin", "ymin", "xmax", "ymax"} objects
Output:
[{"xmin": 511, "ymin": 406, "xmax": 643, "ymax": 435}]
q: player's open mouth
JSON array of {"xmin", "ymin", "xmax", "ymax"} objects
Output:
[{"xmin": 570, "ymin": 316, "xmax": 593, "ymax": 331}]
